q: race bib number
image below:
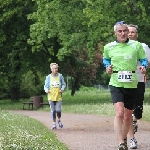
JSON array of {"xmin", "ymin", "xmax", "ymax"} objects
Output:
[
  {"xmin": 51, "ymin": 81, "xmax": 60, "ymax": 88},
  {"xmin": 118, "ymin": 71, "xmax": 132, "ymax": 82}
]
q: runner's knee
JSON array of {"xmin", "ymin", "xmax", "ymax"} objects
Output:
[{"xmin": 133, "ymin": 106, "xmax": 143, "ymax": 119}]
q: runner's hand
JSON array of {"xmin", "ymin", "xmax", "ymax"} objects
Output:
[
  {"xmin": 46, "ymin": 90, "xmax": 50, "ymax": 93},
  {"xmin": 139, "ymin": 66, "xmax": 146, "ymax": 74},
  {"xmin": 106, "ymin": 65, "xmax": 113, "ymax": 74}
]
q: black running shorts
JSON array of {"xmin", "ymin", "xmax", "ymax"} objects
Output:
[{"xmin": 109, "ymin": 85, "xmax": 137, "ymax": 110}]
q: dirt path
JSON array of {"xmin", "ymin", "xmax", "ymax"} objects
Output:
[{"xmin": 12, "ymin": 110, "xmax": 150, "ymax": 150}]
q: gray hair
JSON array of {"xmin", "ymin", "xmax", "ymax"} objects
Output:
[
  {"xmin": 127, "ymin": 24, "xmax": 138, "ymax": 32},
  {"xmin": 114, "ymin": 21, "xmax": 128, "ymax": 31},
  {"xmin": 50, "ymin": 63, "xmax": 59, "ymax": 70}
]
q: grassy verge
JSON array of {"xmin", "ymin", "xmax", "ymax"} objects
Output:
[
  {"xmin": 0, "ymin": 87, "xmax": 150, "ymax": 149},
  {"xmin": 62, "ymin": 89, "xmax": 115, "ymax": 116},
  {"xmin": 0, "ymin": 87, "xmax": 150, "ymax": 121},
  {"xmin": 62, "ymin": 88, "xmax": 150, "ymax": 122},
  {"xmin": 0, "ymin": 110, "xmax": 68, "ymax": 150}
]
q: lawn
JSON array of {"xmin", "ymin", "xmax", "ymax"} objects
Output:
[
  {"xmin": 0, "ymin": 87, "xmax": 150, "ymax": 149},
  {"xmin": 1, "ymin": 87, "xmax": 150, "ymax": 120},
  {"xmin": 0, "ymin": 110, "xmax": 68, "ymax": 150}
]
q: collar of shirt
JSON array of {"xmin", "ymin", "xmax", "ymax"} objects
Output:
[{"xmin": 116, "ymin": 38, "xmax": 129, "ymax": 43}]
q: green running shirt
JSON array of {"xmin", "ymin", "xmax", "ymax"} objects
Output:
[{"xmin": 103, "ymin": 40, "xmax": 146, "ymax": 88}]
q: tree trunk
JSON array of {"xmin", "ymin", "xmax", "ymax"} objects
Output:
[
  {"xmin": 71, "ymin": 72, "xmax": 82, "ymax": 96},
  {"xmin": 11, "ymin": 85, "xmax": 20, "ymax": 102},
  {"xmin": 9, "ymin": 49, "xmax": 21, "ymax": 102}
]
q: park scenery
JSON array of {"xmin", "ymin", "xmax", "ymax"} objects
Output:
[
  {"xmin": 1, "ymin": 88, "xmax": 150, "ymax": 149},
  {"xmin": 1, "ymin": 1, "xmax": 150, "ymax": 150}
]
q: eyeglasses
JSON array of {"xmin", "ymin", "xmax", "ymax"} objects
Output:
[{"xmin": 115, "ymin": 21, "xmax": 126, "ymax": 25}]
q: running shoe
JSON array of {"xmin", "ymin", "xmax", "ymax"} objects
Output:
[
  {"xmin": 130, "ymin": 138, "xmax": 137, "ymax": 149},
  {"xmin": 51, "ymin": 124, "xmax": 57, "ymax": 129},
  {"xmin": 118, "ymin": 143, "xmax": 128, "ymax": 150},
  {"xmin": 124, "ymin": 138, "xmax": 127, "ymax": 146},
  {"xmin": 58, "ymin": 120, "xmax": 63, "ymax": 128}
]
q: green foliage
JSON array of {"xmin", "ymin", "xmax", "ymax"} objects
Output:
[
  {"xmin": 0, "ymin": 0, "xmax": 36, "ymax": 101},
  {"xmin": 0, "ymin": 110, "xmax": 68, "ymax": 150},
  {"xmin": 1, "ymin": 0, "xmax": 150, "ymax": 99},
  {"xmin": 20, "ymin": 70, "xmax": 45, "ymax": 98},
  {"xmin": 94, "ymin": 65, "xmax": 110, "ymax": 85},
  {"xmin": 28, "ymin": 0, "xmax": 104, "ymax": 95},
  {"xmin": 28, "ymin": 0, "xmax": 111, "ymax": 58}
]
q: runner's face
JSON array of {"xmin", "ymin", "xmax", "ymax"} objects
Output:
[
  {"xmin": 128, "ymin": 27, "xmax": 138, "ymax": 40},
  {"xmin": 114, "ymin": 25, "xmax": 129, "ymax": 43},
  {"xmin": 51, "ymin": 65, "xmax": 58, "ymax": 75}
]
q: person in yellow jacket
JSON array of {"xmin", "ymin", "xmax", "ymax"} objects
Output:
[{"xmin": 44, "ymin": 63, "xmax": 66, "ymax": 129}]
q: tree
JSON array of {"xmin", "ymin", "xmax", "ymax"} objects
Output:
[
  {"xmin": 1, "ymin": 0, "xmax": 150, "ymax": 98},
  {"xmin": 28, "ymin": 0, "xmax": 150, "ymax": 95},
  {"xmin": 28, "ymin": 0, "xmax": 112, "ymax": 95},
  {"xmin": 0, "ymin": 0, "xmax": 35, "ymax": 101}
]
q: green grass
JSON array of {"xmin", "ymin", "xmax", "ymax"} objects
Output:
[
  {"xmin": 0, "ymin": 110, "xmax": 68, "ymax": 150},
  {"xmin": 1, "ymin": 88, "xmax": 150, "ymax": 120},
  {"xmin": 44, "ymin": 87, "xmax": 150, "ymax": 121},
  {"xmin": 0, "ymin": 87, "xmax": 150, "ymax": 149},
  {"xmin": 62, "ymin": 89, "xmax": 115, "ymax": 116}
]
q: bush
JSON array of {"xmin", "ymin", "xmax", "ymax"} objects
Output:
[{"xmin": 20, "ymin": 71, "xmax": 45, "ymax": 98}]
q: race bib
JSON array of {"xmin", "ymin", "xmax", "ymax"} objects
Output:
[
  {"xmin": 118, "ymin": 71, "xmax": 132, "ymax": 82},
  {"xmin": 51, "ymin": 81, "xmax": 60, "ymax": 88}
]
